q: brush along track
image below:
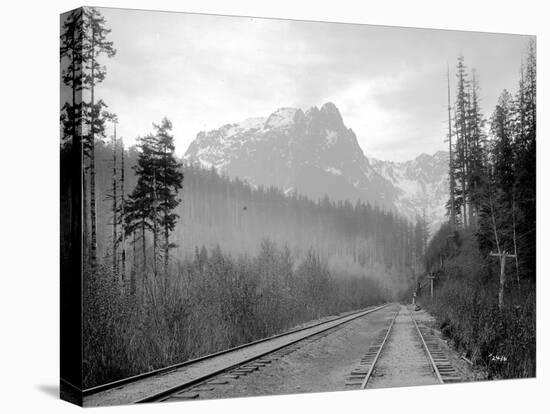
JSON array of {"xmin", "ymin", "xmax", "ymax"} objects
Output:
[
  {"xmin": 345, "ymin": 305, "xmax": 461, "ymax": 389},
  {"xmin": 83, "ymin": 303, "xmax": 389, "ymax": 406}
]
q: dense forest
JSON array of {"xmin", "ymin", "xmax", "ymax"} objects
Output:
[
  {"xmin": 420, "ymin": 44, "xmax": 536, "ymax": 379},
  {"xmin": 60, "ymin": 8, "xmax": 423, "ymax": 388}
]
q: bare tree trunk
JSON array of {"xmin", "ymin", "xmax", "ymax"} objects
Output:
[
  {"xmin": 111, "ymin": 122, "xmax": 118, "ymax": 278},
  {"xmin": 512, "ymin": 196, "xmax": 521, "ymax": 294},
  {"xmin": 489, "ymin": 191, "xmax": 501, "ymax": 254},
  {"xmin": 489, "ymin": 191, "xmax": 514, "ymax": 311},
  {"xmin": 130, "ymin": 229, "xmax": 136, "ymax": 295},
  {"xmin": 89, "ymin": 145, "xmax": 97, "ymax": 270},
  {"xmin": 164, "ymin": 223, "xmax": 169, "ymax": 276},
  {"xmin": 142, "ymin": 219, "xmax": 147, "ymax": 274},
  {"xmin": 120, "ymin": 138, "xmax": 126, "ymax": 284},
  {"xmin": 89, "ymin": 26, "xmax": 98, "ymax": 271},
  {"xmin": 82, "ymin": 168, "xmax": 88, "ymax": 270},
  {"xmin": 163, "ymin": 141, "xmax": 169, "ymax": 277},
  {"xmin": 152, "ymin": 163, "xmax": 158, "ymax": 279},
  {"xmin": 461, "ymin": 156, "xmax": 468, "ymax": 229}
]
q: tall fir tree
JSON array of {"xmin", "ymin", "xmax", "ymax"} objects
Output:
[
  {"xmin": 454, "ymin": 55, "xmax": 470, "ymax": 229},
  {"xmin": 153, "ymin": 118, "xmax": 184, "ymax": 275},
  {"xmin": 124, "ymin": 118, "xmax": 183, "ymax": 281},
  {"xmin": 81, "ymin": 7, "xmax": 116, "ymax": 271},
  {"xmin": 466, "ymin": 70, "xmax": 488, "ymax": 230},
  {"xmin": 125, "ymin": 134, "xmax": 156, "ymax": 278},
  {"xmin": 513, "ymin": 40, "xmax": 536, "ymax": 280},
  {"xmin": 60, "ymin": 8, "xmax": 85, "ymax": 266}
]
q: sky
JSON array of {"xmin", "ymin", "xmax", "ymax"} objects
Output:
[{"xmin": 88, "ymin": 7, "xmax": 533, "ymax": 162}]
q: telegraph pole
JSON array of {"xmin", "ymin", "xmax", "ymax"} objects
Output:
[
  {"xmin": 427, "ymin": 273, "xmax": 436, "ymax": 299},
  {"xmin": 490, "ymin": 250, "xmax": 516, "ymax": 311}
]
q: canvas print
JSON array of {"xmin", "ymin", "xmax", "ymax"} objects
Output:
[{"xmin": 59, "ymin": 6, "xmax": 536, "ymax": 407}]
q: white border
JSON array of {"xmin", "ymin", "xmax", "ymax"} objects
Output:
[{"xmin": 0, "ymin": 1, "xmax": 546, "ymax": 413}]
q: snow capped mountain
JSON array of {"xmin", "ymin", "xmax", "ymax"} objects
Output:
[
  {"xmin": 370, "ymin": 151, "xmax": 449, "ymax": 232},
  {"xmin": 184, "ymin": 102, "xmax": 449, "ymax": 230},
  {"xmin": 185, "ymin": 102, "xmax": 398, "ymax": 208}
]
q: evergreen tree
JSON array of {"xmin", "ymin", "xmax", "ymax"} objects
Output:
[
  {"xmin": 513, "ymin": 40, "xmax": 536, "ymax": 280},
  {"xmin": 492, "ymin": 90, "xmax": 515, "ymax": 199},
  {"xmin": 104, "ymin": 113, "xmax": 119, "ymax": 278},
  {"xmin": 60, "ymin": 8, "xmax": 85, "ymax": 267},
  {"xmin": 125, "ymin": 134, "xmax": 156, "ymax": 278},
  {"xmin": 466, "ymin": 71, "xmax": 488, "ymax": 229},
  {"xmin": 81, "ymin": 7, "xmax": 116, "ymax": 271},
  {"xmin": 448, "ymin": 57, "xmax": 488, "ymax": 232},
  {"xmin": 454, "ymin": 55, "xmax": 470, "ymax": 229},
  {"xmin": 60, "ymin": 8, "xmax": 84, "ymax": 149},
  {"xmin": 153, "ymin": 118, "xmax": 184, "ymax": 275},
  {"xmin": 124, "ymin": 118, "xmax": 183, "ymax": 280}
]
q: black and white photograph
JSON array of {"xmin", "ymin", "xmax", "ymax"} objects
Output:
[{"xmin": 58, "ymin": 4, "xmax": 537, "ymax": 408}]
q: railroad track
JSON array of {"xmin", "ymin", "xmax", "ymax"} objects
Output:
[
  {"xmin": 345, "ymin": 305, "xmax": 461, "ymax": 389},
  {"xmin": 409, "ymin": 309, "xmax": 462, "ymax": 384},
  {"xmin": 344, "ymin": 308, "xmax": 399, "ymax": 388},
  {"xmin": 83, "ymin": 303, "xmax": 390, "ymax": 406}
]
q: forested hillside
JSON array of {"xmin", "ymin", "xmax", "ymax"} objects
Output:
[{"xmin": 419, "ymin": 43, "xmax": 536, "ymax": 379}]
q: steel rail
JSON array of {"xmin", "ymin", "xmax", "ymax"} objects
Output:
[
  {"xmin": 83, "ymin": 303, "xmax": 389, "ymax": 399},
  {"xmin": 138, "ymin": 303, "xmax": 390, "ymax": 403},
  {"xmin": 360, "ymin": 308, "xmax": 399, "ymax": 389},
  {"xmin": 408, "ymin": 308, "xmax": 444, "ymax": 384}
]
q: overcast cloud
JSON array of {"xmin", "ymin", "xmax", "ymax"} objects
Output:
[{"xmin": 94, "ymin": 8, "xmax": 533, "ymax": 162}]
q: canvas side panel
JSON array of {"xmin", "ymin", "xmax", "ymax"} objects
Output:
[{"xmin": 60, "ymin": 7, "xmax": 84, "ymax": 406}]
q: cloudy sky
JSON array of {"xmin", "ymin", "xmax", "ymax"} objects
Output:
[{"xmin": 93, "ymin": 7, "xmax": 533, "ymax": 162}]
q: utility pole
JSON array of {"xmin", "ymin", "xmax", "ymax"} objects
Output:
[
  {"xmin": 488, "ymin": 189, "xmax": 514, "ymax": 311},
  {"xmin": 412, "ymin": 268, "xmax": 417, "ymax": 305},
  {"xmin": 490, "ymin": 250, "xmax": 516, "ymax": 311},
  {"xmin": 427, "ymin": 273, "xmax": 436, "ymax": 299},
  {"xmin": 446, "ymin": 65, "xmax": 456, "ymax": 230}
]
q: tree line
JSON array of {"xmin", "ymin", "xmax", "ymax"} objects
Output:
[
  {"xmin": 61, "ymin": 8, "xmax": 184, "ymax": 290},
  {"xmin": 443, "ymin": 42, "xmax": 536, "ymax": 287},
  {"xmin": 421, "ymin": 43, "xmax": 536, "ymax": 379}
]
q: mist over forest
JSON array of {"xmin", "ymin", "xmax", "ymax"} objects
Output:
[{"xmin": 92, "ymin": 141, "xmax": 421, "ymax": 300}]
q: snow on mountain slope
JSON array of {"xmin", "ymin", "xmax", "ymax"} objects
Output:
[{"xmin": 370, "ymin": 151, "xmax": 449, "ymax": 232}]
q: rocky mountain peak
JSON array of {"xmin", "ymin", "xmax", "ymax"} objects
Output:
[
  {"xmin": 264, "ymin": 107, "xmax": 300, "ymax": 129},
  {"xmin": 320, "ymin": 101, "xmax": 344, "ymax": 124},
  {"xmin": 185, "ymin": 102, "xmax": 397, "ymax": 209}
]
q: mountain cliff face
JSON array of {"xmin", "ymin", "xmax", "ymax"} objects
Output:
[
  {"xmin": 185, "ymin": 102, "xmax": 397, "ymax": 208},
  {"xmin": 184, "ymin": 102, "xmax": 449, "ymax": 229}
]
